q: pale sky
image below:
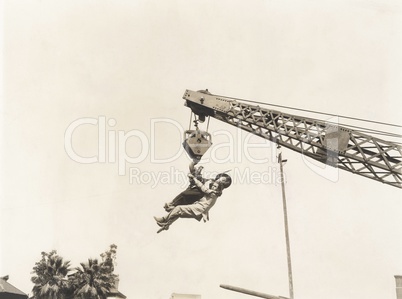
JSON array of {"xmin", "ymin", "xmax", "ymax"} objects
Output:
[{"xmin": 1, "ymin": 1, "xmax": 402, "ymax": 299}]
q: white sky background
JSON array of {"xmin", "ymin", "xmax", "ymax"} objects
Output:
[{"xmin": 1, "ymin": 1, "xmax": 402, "ymax": 299}]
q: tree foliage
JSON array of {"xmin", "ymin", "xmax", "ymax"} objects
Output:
[
  {"xmin": 31, "ymin": 250, "xmax": 72, "ymax": 299},
  {"xmin": 71, "ymin": 258, "xmax": 114, "ymax": 299},
  {"xmin": 31, "ymin": 245, "xmax": 118, "ymax": 299},
  {"xmin": 71, "ymin": 245, "xmax": 118, "ymax": 299},
  {"xmin": 100, "ymin": 244, "xmax": 117, "ymax": 274}
]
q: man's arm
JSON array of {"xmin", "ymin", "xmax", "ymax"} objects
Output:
[
  {"xmin": 188, "ymin": 174, "xmax": 212, "ymax": 194},
  {"xmin": 189, "ymin": 160, "xmax": 197, "ymax": 174}
]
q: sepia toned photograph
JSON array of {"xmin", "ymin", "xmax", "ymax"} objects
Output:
[{"xmin": 1, "ymin": 1, "xmax": 401, "ymax": 299}]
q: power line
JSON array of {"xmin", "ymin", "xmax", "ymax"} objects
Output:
[
  {"xmin": 217, "ymin": 94, "xmax": 402, "ymax": 129},
  {"xmin": 312, "ymin": 120, "xmax": 402, "ymax": 139}
]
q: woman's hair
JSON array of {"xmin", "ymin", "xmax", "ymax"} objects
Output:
[{"xmin": 215, "ymin": 173, "xmax": 232, "ymax": 189}]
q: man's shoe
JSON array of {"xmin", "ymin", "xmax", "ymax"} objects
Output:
[
  {"xmin": 157, "ymin": 224, "xmax": 169, "ymax": 233},
  {"xmin": 154, "ymin": 216, "xmax": 165, "ymax": 223},
  {"xmin": 155, "ymin": 220, "xmax": 165, "ymax": 227},
  {"xmin": 164, "ymin": 203, "xmax": 174, "ymax": 212}
]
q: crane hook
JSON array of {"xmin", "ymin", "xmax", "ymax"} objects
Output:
[{"xmin": 183, "ymin": 113, "xmax": 212, "ymax": 161}]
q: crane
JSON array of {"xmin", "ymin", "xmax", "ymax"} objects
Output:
[{"xmin": 182, "ymin": 89, "xmax": 402, "ymax": 189}]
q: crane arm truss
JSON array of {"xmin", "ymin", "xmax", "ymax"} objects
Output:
[{"xmin": 183, "ymin": 89, "xmax": 402, "ymax": 188}]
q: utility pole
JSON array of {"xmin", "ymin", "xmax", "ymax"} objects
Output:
[{"xmin": 278, "ymin": 145, "xmax": 294, "ymax": 299}]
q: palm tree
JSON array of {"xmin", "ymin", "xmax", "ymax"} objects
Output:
[
  {"xmin": 72, "ymin": 258, "xmax": 116, "ymax": 299},
  {"xmin": 31, "ymin": 251, "xmax": 71, "ymax": 299}
]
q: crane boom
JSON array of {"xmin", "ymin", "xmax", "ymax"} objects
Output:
[{"xmin": 183, "ymin": 89, "xmax": 402, "ymax": 189}]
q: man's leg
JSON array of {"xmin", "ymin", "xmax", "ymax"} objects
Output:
[
  {"xmin": 154, "ymin": 207, "xmax": 183, "ymax": 233},
  {"xmin": 154, "ymin": 205, "xmax": 201, "ymax": 233},
  {"xmin": 164, "ymin": 188, "xmax": 204, "ymax": 212},
  {"xmin": 164, "ymin": 192, "xmax": 185, "ymax": 212}
]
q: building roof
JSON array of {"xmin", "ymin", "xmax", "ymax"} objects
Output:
[
  {"xmin": 0, "ymin": 277, "xmax": 28, "ymax": 298},
  {"xmin": 108, "ymin": 286, "xmax": 127, "ymax": 299}
]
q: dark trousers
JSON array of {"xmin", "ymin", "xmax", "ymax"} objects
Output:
[{"xmin": 167, "ymin": 186, "xmax": 204, "ymax": 207}]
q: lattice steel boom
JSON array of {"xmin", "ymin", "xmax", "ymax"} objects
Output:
[{"xmin": 183, "ymin": 89, "xmax": 402, "ymax": 188}]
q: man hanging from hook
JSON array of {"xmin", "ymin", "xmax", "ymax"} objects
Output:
[
  {"xmin": 154, "ymin": 111, "xmax": 231, "ymax": 233},
  {"xmin": 155, "ymin": 160, "xmax": 232, "ymax": 233},
  {"xmin": 163, "ymin": 160, "xmax": 205, "ymax": 212},
  {"xmin": 163, "ymin": 160, "xmax": 231, "ymax": 211}
]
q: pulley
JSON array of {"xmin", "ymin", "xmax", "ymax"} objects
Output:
[{"xmin": 182, "ymin": 129, "xmax": 212, "ymax": 161}]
